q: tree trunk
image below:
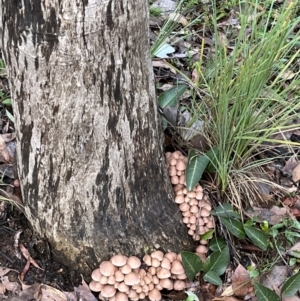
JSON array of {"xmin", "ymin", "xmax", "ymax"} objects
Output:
[{"xmin": 1, "ymin": 0, "xmax": 194, "ymax": 276}]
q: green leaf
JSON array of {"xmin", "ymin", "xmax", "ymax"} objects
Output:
[
  {"xmin": 203, "ymin": 271, "xmax": 222, "ymax": 285},
  {"xmin": 186, "ymin": 150, "xmax": 210, "ymax": 191},
  {"xmin": 201, "ymin": 229, "xmax": 214, "ymax": 240},
  {"xmin": 157, "ymin": 84, "xmax": 187, "ymax": 108},
  {"xmin": 211, "ymin": 203, "xmax": 240, "ymax": 219},
  {"xmin": 244, "ymin": 226, "xmax": 268, "ymax": 251},
  {"xmin": 181, "ymin": 251, "xmax": 203, "ymax": 281},
  {"xmin": 220, "ymin": 217, "xmax": 245, "ymax": 239},
  {"xmin": 287, "ymin": 250, "xmax": 300, "ymax": 259},
  {"xmin": 203, "ymin": 246, "xmax": 229, "ymax": 276},
  {"xmin": 2, "ymin": 98, "xmax": 12, "ymax": 106},
  {"xmin": 254, "ymin": 283, "xmax": 280, "ymax": 301},
  {"xmin": 185, "ymin": 291, "xmax": 199, "ymax": 301},
  {"xmin": 209, "ymin": 238, "xmax": 227, "ymax": 252},
  {"xmin": 281, "ymin": 272, "xmax": 300, "ymax": 297},
  {"xmin": 6, "ymin": 110, "xmax": 14, "ymax": 123}
]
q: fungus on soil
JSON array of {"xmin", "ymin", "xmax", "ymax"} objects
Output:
[{"xmin": 90, "ymin": 151, "xmax": 215, "ymax": 300}]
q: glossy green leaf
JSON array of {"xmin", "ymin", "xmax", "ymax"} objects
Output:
[
  {"xmin": 281, "ymin": 271, "xmax": 300, "ymax": 297},
  {"xmin": 287, "ymin": 250, "xmax": 300, "ymax": 259},
  {"xmin": 209, "ymin": 238, "xmax": 227, "ymax": 252},
  {"xmin": 203, "ymin": 271, "xmax": 222, "ymax": 285},
  {"xmin": 211, "ymin": 203, "xmax": 240, "ymax": 219},
  {"xmin": 244, "ymin": 226, "xmax": 268, "ymax": 251},
  {"xmin": 181, "ymin": 251, "xmax": 203, "ymax": 281},
  {"xmin": 203, "ymin": 246, "xmax": 229, "ymax": 275},
  {"xmin": 158, "ymin": 84, "xmax": 187, "ymax": 108},
  {"xmin": 186, "ymin": 150, "xmax": 210, "ymax": 191},
  {"xmin": 254, "ymin": 283, "xmax": 280, "ymax": 301},
  {"xmin": 220, "ymin": 217, "xmax": 245, "ymax": 239},
  {"xmin": 201, "ymin": 229, "xmax": 214, "ymax": 240}
]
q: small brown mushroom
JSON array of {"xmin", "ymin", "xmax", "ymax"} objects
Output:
[
  {"xmin": 91, "ymin": 268, "xmax": 102, "ymax": 282},
  {"xmin": 100, "ymin": 261, "xmax": 117, "ymax": 277},
  {"xmin": 101, "ymin": 285, "xmax": 116, "ymax": 298},
  {"xmin": 115, "ymin": 292, "xmax": 128, "ymax": 301},
  {"xmin": 107, "ymin": 275, "xmax": 116, "ymax": 285},
  {"xmin": 127, "ymin": 256, "xmax": 141, "ymax": 269},
  {"xmin": 143, "ymin": 254, "xmax": 152, "ymax": 266},
  {"xmin": 196, "ymin": 245, "xmax": 208, "ymax": 254},
  {"xmin": 173, "ymin": 280, "xmax": 186, "ymax": 290},
  {"xmin": 160, "ymin": 257, "xmax": 171, "ymax": 270},
  {"xmin": 151, "ymin": 258, "xmax": 161, "ymax": 268},
  {"xmin": 118, "ymin": 282, "xmax": 129, "ymax": 293},
  {"xmin": 115, "ymin": 270, "xmax": 125, "ymax": 282},
  {"xmin": 164, "ymin": 252, "xmax": 177, "ymax": 263},
  {"xmin": 120, "ymin": 264, "xmax": 132, "ymax": 274},
  {"xmin": 159, "ymin": 278, "xmax": 173, "ymax": 290},
  {"xmin": 124, "ymin": 272, "xmax": 140, "ymax": 286},
  {"xmin": 171, "ymin": 260, "xmax": 184, "ymax": 275},
  {"xmin": 148, "ymin": 288, "xmax": 162, "ymax": 301},
  {"xmin": 157, "ymin": 268, "xmax": 171, "ymax": 279},
  {"xmin": 89, "ymin": 280, "xmax": 104, "ymax": 292},
  {"xmin": 111, "ymin": 255, "xmax": 128, "ymax": 267},
  {"xmin": 151, "ymin": 251, "xmax": 164, "ymax": 261}
]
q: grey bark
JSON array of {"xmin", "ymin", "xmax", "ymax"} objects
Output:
[{"xmin": 0, "ymin": 0, "xmax": 194, "ymax": 276}]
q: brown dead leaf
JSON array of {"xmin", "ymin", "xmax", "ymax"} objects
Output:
[
  {"xmin": 292, "ymin": 163, "xmax": 300, "ymax": 182},
  {"xmin": 0, "ymin": 135, "xmax": 10, "ymax": 162},
  {"xmin": 0, "ymin": 283, "xmax": 5, "ymax": 294},
  {"xmin": 168, "ymin": 13, "xmax": 189, "ymax": 26},
  {"xmin": 214, "ymin": 297, "xmax": 242, "ymax": 301},
  {"xmin": 282, "ymin": 156, "xmax": 299, "ymax": 176},
  {"xmin": 41, "ymin": 284, "xmax": 67, "ymax": 301},
  {"xmin": 245, "ymin": 206, "xmax": 290, "ymax": 225},
  {"xmin": 1, "ymin": 132, "xmax": 16, "ymax": 143},
  {"xmin": 282, "ymin": 295, "xmax": 300, "ymax": 301},
  {"xmin": 221, "ymin": 285, "xmax": 234, "ymax": 297},
  {"xmin": 0, "ymin": 267, "xmax": 17, "ymax": 277},
  {"xmin": 231, "ymin": 264, "xmax": 252, "ymax": 297},
  {"xmin": 280, "ymin": 70, "xmax": 296, "ymax": 80},
  {"xmin": 152, "ymin": 60, "xmax": 176, "ymax": 74},
  {"xmin": 0, "ymin": 276, "xmax": 21, "ymax": 294},
  {"xmin": 19, "ymin": 243, "xmax": 43, "ymax": 270},
  {"xmin": 260, "ymin": 265, "xmax": 288, "ymax": 293}
]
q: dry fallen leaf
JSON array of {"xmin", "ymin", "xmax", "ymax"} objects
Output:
[
  {"xmin": 0, "ymin": 135, "xmax": 10, "ymax": 162},
  {"xmin": 168, "ymin": 13, "xmax": 189, "ymax": 26},
  {"xmin": 292, "ymin": 163, "xmax": 300, "ymax": 182},
  {"xmin": 0, "ymin": 276, "xmax": 21, "ymax": 294},
  {"xmin": 152, "ymin": 60, "xmax": 176, "ymax": 74},
  {"xmin": 0, "ymin": 267, "xmax": 17, "ymax": 277},
  {"xmin": 231, "ymin": 264, "xmax": 252, "ymax": 297},
  {"xmin": 260, "ymin": 265, "xmax": 288, "ymax": 293},
  {"xmin": 41, "ymin": 284, "xmax": 67, "ymax": 301},
  {"xmin": 282, "ymin": 155, "xmax": 299, "ymax": 176}
]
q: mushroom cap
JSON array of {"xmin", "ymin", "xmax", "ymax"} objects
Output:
[
  {"xmin": 89, "ymin": 280, "xmax": 104, "ymax": 292},
  {"xmin": 100, "ymin": 276, "xmax": 108, "ymax": 285},
  {"xmin": 120, "ymin": 264, "xmax": 132, "ymax": 275},
  {"xmin": 148, "ymin": 288, "xmax": 162, "ymax": 301},
  {"xmin": 107, "ymin": 275, "xmax": 116, "ymax": 285},
  {"xmin": 157, "ymin": 268, "xmax": 171, "ymax": 279},
  {"xmin": 148, "ymin": 267, "xmax": 157, "ymax": 275},
  {"xmin": 115, "ymin": 270, "xmax": 125, "ymax": 282},
  {"xmin": 160, "ymin": 257, "xmax": 171, "ymax": 270},
  {"xmin": 173, "ymin": 280, "xmax": 186, "ymax": 290},
  {"xmin": 91, "ymin": 268, "xmax": 102, "ymax": 282},
  {"xmin": 100, "ymin": 261, "xmax": 116, "ymax": 277},
  {"xmin": 127, "ymin": 256, "xmax": 141, "ymax": 269},
  {"xmin": 124, "ymin": 272, "xmax": 140, "ymax": 286},
  {"xmin": 164, "ymin": 252, "xmax": 177, "ymax": 263},
  {"xmin": 101, "ymin": 285, "xmax": 116, "ymax": 298},
  {"xmin": 115, "ymin": 292, "xmax": 128, "ymax": 301},
  {"xmin": 196, "ymin": 245, "xmax": 208, "ymax": 254},
  {"xmin": 118, "ymin": 282, "xmax": 129, "ymax": 293},
  {"xmin": 128, "ymin": 289, "xmax": 138, "ymax": 299},
  {"xmin": 171, "ymin": 260, "xmax": 185, "ymax": 275},
  {"xmin": 159, "ymin": 278, "xmax": 173, "ymax": 290},
  {"xmin": 111, "ymin": 255, "xmax": 128, "ymax": 267},
  {"xmin": 151, "ymin": 258, "xmax": 161, "ymax": 268},
  {"xmin": 143, "ymin": 254, "xmax": 152, "ymax": 266}
]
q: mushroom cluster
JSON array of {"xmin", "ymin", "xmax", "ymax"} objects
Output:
[
  {"xmin": 89, "ymin": 252, "xmax": 190, "ymax": 301},
  {"xmin": 165, "ymin": 151, "xmax": 214, "ymax": 241}
]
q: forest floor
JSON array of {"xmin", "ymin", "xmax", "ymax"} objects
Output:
[{"xmin": 0, "ymin": 0, "xmax": 300, "ymax": 301}]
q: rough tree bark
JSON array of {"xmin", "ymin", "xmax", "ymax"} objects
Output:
[{"xmin": 0, "ymin": 0, "xmax": 194, "ymax": 276}]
